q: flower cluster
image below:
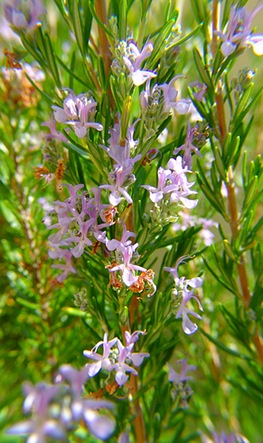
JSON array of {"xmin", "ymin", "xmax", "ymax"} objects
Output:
[
  {"xmin": 172, "ymin": 211, "xmax": 217, "ymax": 246},
  {"xmin": 42, "ymin": 183, "xmax": 111, "ymax": 281},
  {"xmin": 3, "ymin": 0, "xmax": 46, "ymax": 31},
  {"xmin": 7, "ymin": 365, "xmax": 115, "ymax": 442},
  {"xmin": 165, "ymin": 256, "xmax": 203, "ymax": 334},
  {"xmin": 99, "ymin": 120, "xmax": 141, "ymax": 206},
  {"xmin": 217, "ymin": 5, "xmax": 263, "ymax": 57},
  {"xmin": 167, "ymin": 358, "xmax": 196, "ymax": 408},
  {"xmin": 123, "ymin": 41, "xmax": 156, "ymax": 86},
  {"xmin": 52, "ymin": 89, "xmax": 103, "ymax": 139},
  {"xmin": 84, "ymin": 330, "xmax": 149, "ymax": 386},
  {"xmin": 142, "ymin": 156, "xmax": 198, "ymax": 209}
]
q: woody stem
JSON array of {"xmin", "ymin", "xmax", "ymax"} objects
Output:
[{"xmin": 212, "ymin": 0, "xmax": 263, "ymax": 363}]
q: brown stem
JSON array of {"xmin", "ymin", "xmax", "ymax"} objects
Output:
[
  {"xmin": 226, "ymin": 165, "xmax": 251, "ymax": 311},
  {"xmin": 129, "ymin": 373, "xmax": 147, "ymax": 443},
  {"xmin": 95, "ymin": 0, "xmax": 114, "ymax": 109},
  {"xmin": 120, "ymin": 255, "xmax": 146, "ymax": 442},
  {"xmin": 212, "ymin": 0, "xmax": 251, "ymax": 310},
  {"xmin": 95, "ymin": 0, "xmax": 110, "ymax": 78},
  {"xmin": 253, "ymin": 335, "xmax": 263, "ymax": 365},
  {"xmin": 126, "ymin": 295, "xmax": 147, "ymax": 443}
]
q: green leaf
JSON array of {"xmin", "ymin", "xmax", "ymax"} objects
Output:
[
  {"xmin": 169, "ymin": 23, "xmax": 203, "ymax": 49},
  {"xmin": 242, "ymin": 175, "xmax": 258, "ymax": 214},
  {"xmin": 119, "ymin": 0, "xmax": 127, "ymax": 40},
  {"xmin": 0, "ymin": 180, "xmax": 11, "ymax": 200},
  {"xmin": 197, "ymin": 177, "xmax": 228, "ymax": 220},
  {"xmin": 16, "ymin": 297, "xmax": 40, "ymax": 311},
  {"xmin": 199, "ymin": 327, "xmax": 252, "ymax": 361},
  {"xmin": 43, "ymin": 32, "xmax": 62, "ymax": 88},
  {"xmin": 147, "ymin": 14, "xmax": 179, "ymax": 69},
  {"xmin": 62, "ymin": 137, "xmax": 89, "ymax": 158},
  {"xmin": 223, "ymin": 239, "xmax": 237, "ymax": 262},
  {"xmin": 56, "ymin": 54, "xmax": 94, "ymax": 90},
  {"xmin": 193, "ymin": 48, "xmax": 214, "ymax": 91}
]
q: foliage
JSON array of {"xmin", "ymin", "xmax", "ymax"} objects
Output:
[{"xmin": 0, "ymin": 0, "xmax": 262, "ymax": 442}]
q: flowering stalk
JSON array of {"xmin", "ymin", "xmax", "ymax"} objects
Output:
[
  {"xmin": 1, "ymin": 1, "xmax": 263, "ymax": 442},
  {"xmin": 211, "ymin": 0, "xmax": 263, "ymax": 364}
]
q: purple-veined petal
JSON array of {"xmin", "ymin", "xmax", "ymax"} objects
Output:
[
  {"xmin": 248, "ymin": 35, "xmax": 263, "ymax": 55},
  {"xmin": 86, "ymin": 361, "xmax": 102, "ymax": 377},
  {"xmin": 174, "ymin": 100, "xmax": 191, "ymax": 114},
  {"xmin": 178, "ymin": 196, "xmax": 198, "ymax": 209},
  {"xmin": 115, "ymin": 370, "xmax": 129, "ymax": 386},
  {"xmin": 130, "ymin": 352, "xmax": 150, "ymax": 367},
  {"xmin": 73, "ymin": 125, "xmax": 87, "ymax": 138},
  {"xmin": 7, "ymin": 420, "xmax": 34, "ymax": 435},
  {"xmin": 52, "ymin": 106, "xmax": 67, "ymax": 123},
  {"xmin": 221, "ymin": 40, "xmax": 236, "ymax": 56},
  {"xmin": 188, "ymin": 277, "xmax": 203, "ymax": 288},
  {"xmin": 132, "ymin": 70, "xmax": 156, "ymax": 86},
  {"xmin": 84, "ymin": 410, "xmax": 115, "ymax": 440},
  {"xmin": 43, "ymin": 420, "xmax": 66, "ymax": 439}
]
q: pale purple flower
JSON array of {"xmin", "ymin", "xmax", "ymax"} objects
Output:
[
  {"xmin": 173, "ymin": 124, "xmax": 201, "ymax": 169},
  {"xmin": 123, "ymin": 41, "xmax": 156, "ymax": 86},
  {"xmin": 106, "ymin": 221, "xmax": 136, "ymax": 252},
  {"xmin": 109, "ymin": 244, "xmax": 147, "ymax": 287},
  {"xmin": 52, "ymin": 250, "xmax": 77, "ymax": 282},
  {"xmin": 176, "ymin": 286, "xmax": 203, "ymax": 335},
  {"xmin": 7, "ymin": 382, "xmax": 66, "ymax": 443},
  {"xmin": 8, "ymin": 367, "xmax": 115, "ymax": 442},
  {"xmin": 168, "ymin": 359, "xmax": 196, "ymax": 384},
  {"xmin": 100, "ymin": 168, "xmax": 134, "ymax": 206},
  {"xmin": 0, "ymin": 15, "xmax": 21, "ymax": 42},
  {"xmin": 22, "ymin": 383, "xmax": 59, "ymax": 415},
  {"xmin": 84, "ymin": 331, "xmax": 149, "ymax": 386},
  {"xmin": 67, "ymin": 220, "xmax": 93, "ymax": 258},
  {"xmin": 114, "ymin": 341, "xmax": 139, "ymax": 386},
  {"xmin": 7, "ymin": 418, "xmax": 66, "ymax": 442},
  {"xmin": 124, "ymin": 330, "xmax": 146, "ymax": 346},
  {"xmin": 83, "ymin": 409, "xmax": 115, "ymax": 441},
  {"xmin": 212, "ymin": 431, "xmax": 242, "ymax": 443},
  {"xmin": 52, "ymin": 90, "xmax": 103, "ymax": 138},
  {"xmin": 99, "ymin": 120, "xmax": 141, "ymax": 207},
  {"xmin": 217, "ymin": 5, "xmax": 263, "ymax": 57},
  {"xmin": 142, "ymin": 157, "xmax": 198, "ymax": 208},
  {"xmin": 172, "ymin": 212, "xmax": 217, "ymax": 246},
  {"xmin": 118, "ymin": 432, "xmax": 130, "ymax": 443},
  {"xmin": 41, "ymin": 116, "xmax": 68, "ymax": 143},
  {"xmin": 56, "ymin": 365, "xmax": 115, "ymax": 439},
  {"xmin": 3, "ymin": 0, "xmax": 46, "ymax": 31},
  {"xmin": 43, "ymin": 183, "xmax": 114, "ymax": 280},
  {"xmin": 100, "ymin": 121, "xmax": 141, "ymax": 171},
  {"xmin": 142, "ymin": 167, "xmax": 171, "ymax": 203},
  {"xmin": 57, "ymin": 365, "xmax": 89, "ymax": 396},
  {"xmin": 167, "ymin": 359, "xmax": 196, "ymax": 408},
  {"xmin": 114, "ymin": 340, "xmax": 149, "ymax": 386},
  {"xmin": 167, "ymin": 157, "xmax": 198, "ymax": 208},
  {"xmin": 165, "ymin": 256, "xmax": 203, "ymax": 334},
  {"xmin": 159, "ymin": 75, "xmax": 191, "ymax": 113},
  {"xmin": 189, "ymin": 81, "xmax": 207, "ymax": 101},
  {"xmin": 83, "ymin": 333, "xmax": 118, "ymax": 377}
]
